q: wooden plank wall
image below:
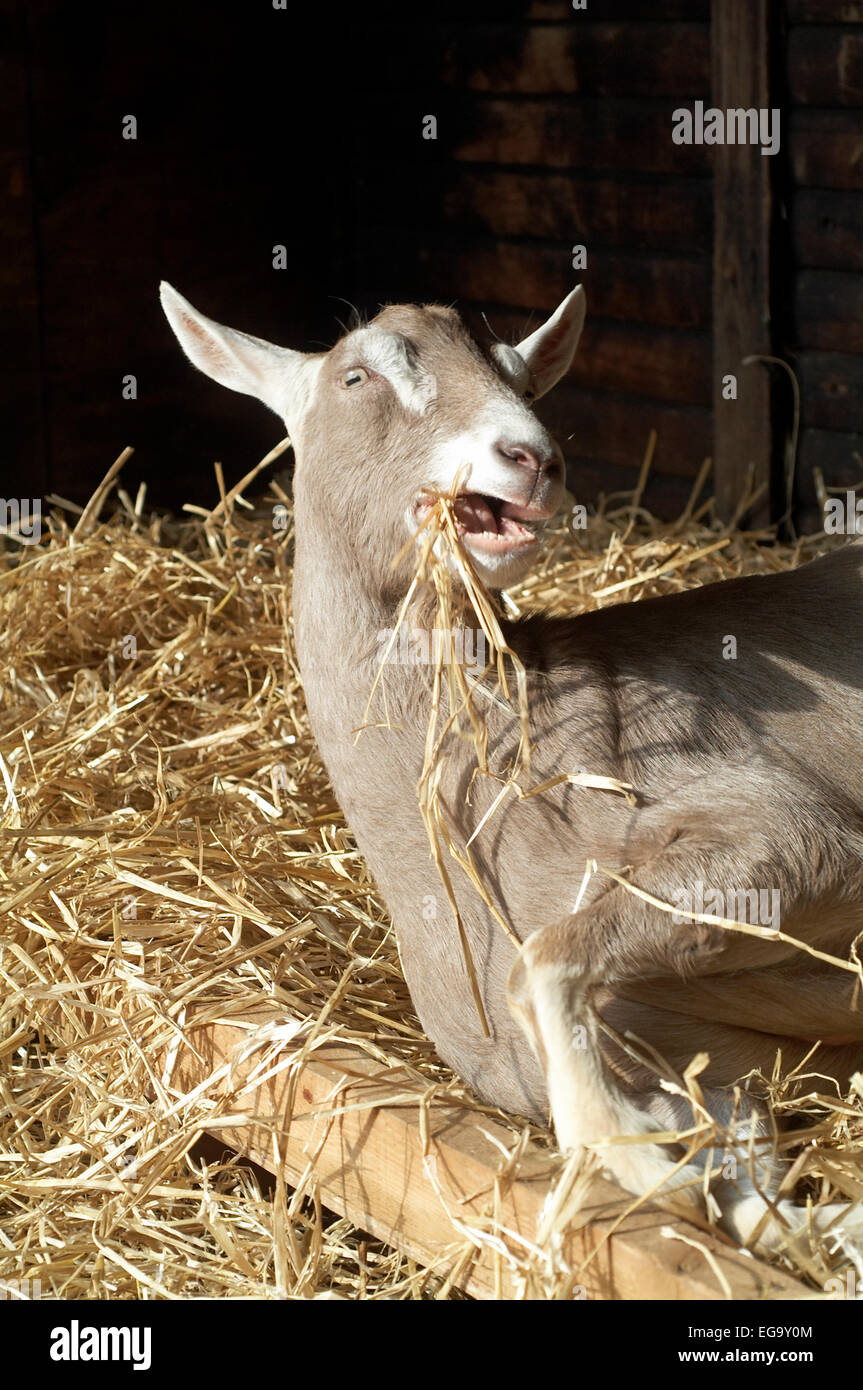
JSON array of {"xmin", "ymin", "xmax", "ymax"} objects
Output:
[
  {"xmin": 7, "ymin": 1, "xmax": 862, "ymax": 522},
  {"xmin": 0, "ymin": 0, "xmax": 357, "ymax": 510},
  {"xmin": 0, "ymin": 1, "xmax": 47, "ymax": 496},
  {"xmin": 355, "ymin": 0, "xmax": 714, "ymax": 518},
  {"xmin": 787, "ymin": 0, "xmax": 863, "ymax": 528}
]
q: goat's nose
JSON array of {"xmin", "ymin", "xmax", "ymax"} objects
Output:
[
  {"xmin": 495, "ymin": 441, "xmax": 542, "ymax": 471},
  {"xmin": 495, "ymin": 441, "xmax": 561, "ymax": 481}
]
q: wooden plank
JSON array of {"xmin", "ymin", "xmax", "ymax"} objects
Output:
[
  {"xmin": 796, "ymin": 348, "xmax": 863, "ymax": 428},
  {"xmin": 539, "ymin": 386, "xmax": 712, "ymax": 477},
  {"xmin": 796, "ymin": 268, "xmax": 863, "ymax": 351},
  {"xmin": 461, "ymin": 307, "xmax": 712, "ymax": 406},
  {"xmin": 441, "ymin": 22, "xmax": 709, "ymax": 97},
  {"xmin": 565, "ymin": 458, "xmax": 700, "ymax": 518},
  {"xmin": 167, "ymin": 1017, "xmax": 807, "ymax": 1301},
  {"xmin": 793, "ymin": 189, "xmax": 863, "ymax": 268},
  {"xmin": 788, "ymin": 0, "xmax": 863, "ymax": 23},
  {"xmin": 361, "ymin": 240, "xmax": 711, "ymax": 329},
  {"xmin": 450, "ymin": 98, "xmax": 711, "ymax": 175},
  {"xmin": 567, "ymin": 325, "xmax": 712, "ymax": 407},
  {"xmin": 791, "ymin": 110, "xmax": 863, "ymax": 187},
  {"xmin": 788, "ymin": 26, "xmax": 863, "ymax": 104},
  {"xmin": 528, "ymin": 0, "xmax": 709, "ymax": 17},
  {"xmin": 799, "ymin": 425, "xmax": 863, "ymax": 486},
  {"xmin": 711, "ymin": 0, "xmax": 775, "ymax": 522},
  {"xmin": 424, "ymin": 169, "xmax": 712, "ymax": 253}
]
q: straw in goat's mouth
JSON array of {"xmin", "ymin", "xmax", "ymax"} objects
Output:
[
  {"xmin": 416, "ymin": 491, "xmax": 538, "ymax": 546},
  {"xmin": 364, "ymin": 483, "xmax": 533, "ymax": 1034},
  {"xmin": 364, "ymin": 476, "xmax": 635, "ymax": 1035}
]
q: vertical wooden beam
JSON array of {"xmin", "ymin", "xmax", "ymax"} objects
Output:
[{"xmin": 712, "ymin": 0, "xmax": 775, "ymax": 522}]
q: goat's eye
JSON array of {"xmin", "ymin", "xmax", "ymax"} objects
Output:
[
  {"xmin": 523, "ymin": 387, "xmax": 536, "ymax": 403},
  {"xmin": 341, "ymin": 366, "xmax": 369, "ymax": 388}
]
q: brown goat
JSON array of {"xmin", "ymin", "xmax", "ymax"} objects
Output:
[{"xmin": 161, "ymin": 281, "xmax": 863, "ymax": 1256}]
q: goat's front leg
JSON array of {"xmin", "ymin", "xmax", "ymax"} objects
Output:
[
  {"xmin": 508, "ymin": 934, "xmax": 725, "ymax": 1216},
  {"xmin": 508, "ymin": 936, "xmax": 705, "ymax": 1211},
  {"xmin": 506, "ymin": 831, "xmax": 828, "ymax": 1227}
]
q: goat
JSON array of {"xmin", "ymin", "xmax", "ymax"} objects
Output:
[{"xmin": 161, "ymin": 280, "xmax": 863, "ymax": 1258}]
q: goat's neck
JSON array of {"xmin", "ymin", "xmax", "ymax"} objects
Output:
[
  {"xmin": 288, "ymin": 494, "xmax": 615, "ymax": 1122},
  {"xmin": 290, "ymin": 499, "xmax": 594, "ymax": 778},
  {"xmin": 290, "ymin": 505, "xmax": 431, "ymax": 743}
]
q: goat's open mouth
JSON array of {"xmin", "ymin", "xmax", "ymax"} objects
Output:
[{"xmin": 414, "ymin": 492, "xmax": 541, "ymax": 554}]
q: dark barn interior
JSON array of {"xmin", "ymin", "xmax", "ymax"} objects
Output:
[{"xmin": 2, "ymin": 0, "xmax": 862, "ymax": 528}]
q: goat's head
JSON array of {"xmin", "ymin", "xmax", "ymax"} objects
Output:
[{"xmin": 160, "ymin": 283, "xmax": 585, "ymax": 591}]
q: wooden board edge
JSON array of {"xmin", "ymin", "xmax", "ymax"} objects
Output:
[{"xmin": 162, "ymin": 1016, "xmax": 810, "ymax": 1302}]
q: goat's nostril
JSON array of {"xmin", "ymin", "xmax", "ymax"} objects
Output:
[{"xmin": 496, "ymin": 441, "xmax": 540, "ymax": 471}]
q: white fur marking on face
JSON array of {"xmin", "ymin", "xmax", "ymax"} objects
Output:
[
  {"xmin": 423, "ymin": 403, "xmax": 553, "ymax": 496},
  {"xmin": 401, "ymin": 399, "xmax": 563, "ymax": 589},
  {"xmin": 349, "ymin": 327, "xmax": 436, "ymax": 412}
]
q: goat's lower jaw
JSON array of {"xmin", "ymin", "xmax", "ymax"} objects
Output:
[{"xmin": 462, "ymin": 519, "xmax": 538, "ymax": 557}]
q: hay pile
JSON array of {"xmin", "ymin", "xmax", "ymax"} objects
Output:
[{"xmin": 0, "ymin": 444, "xmax": 860, "ymax": 1300}]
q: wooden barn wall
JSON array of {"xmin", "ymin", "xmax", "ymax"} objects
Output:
[
  {"xmin": 786, "ymin": 0, "xmax": 863, "ymax": 530},
  {"xmin": 1, "ymin": 3, "xmax": 46, "ymax": 496},
  {"xmin": 4, "ymin": 0, "xmax": 862, "ymax": 522},
  {"xmin": 0, "ymin": 0, "xmax": 359, "ymax": 510},
  {"xmin": 355, "ymin": 0, "xmax": 713, "ymax": 519}
]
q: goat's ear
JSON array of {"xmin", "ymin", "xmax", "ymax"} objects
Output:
[
  {"xmin": 514, "ymin": 286, "xmax": 586, "ymax": 400},
  {"xmin": 159, "ymin": 281, "xmax": 320, "ymax": 432}
]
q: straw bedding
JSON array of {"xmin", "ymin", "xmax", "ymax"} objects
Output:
[{"xmin": 1, "ymin": 444, "xmax": 861, "ymax": 1300}]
